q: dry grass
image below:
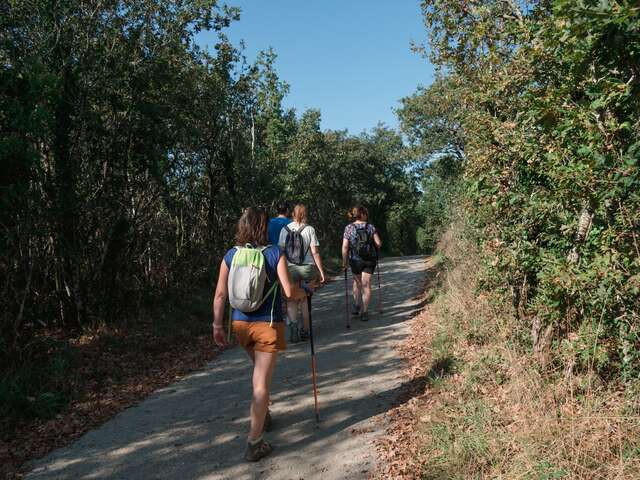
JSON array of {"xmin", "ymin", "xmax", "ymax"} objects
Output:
[{"xmin": 379, "ymin": 221, "xmax": 640, "ymax": 479}]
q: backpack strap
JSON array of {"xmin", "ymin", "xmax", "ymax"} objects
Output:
[
  {"xmin": 264, "ymin": 280, "xmax": 280, "ymax": 327},
  {"xmin": 347, "ymin": 223, "xmax": 355, "ymax": 253},
  {"xmin": 257, "ymin": 245, "xmax": 273, "ymax": 281},
  {"xmin": 298, "ymin": 225, "xmax": 310, "ymax": 258},
  {"xmin": 261, "ymin": 244, "xmax": 280, "ymax": 325}
]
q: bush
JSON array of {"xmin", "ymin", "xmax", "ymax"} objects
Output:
[{"xmin": 408, "ymin": 0, "xmax": 640, "ymax": 378}]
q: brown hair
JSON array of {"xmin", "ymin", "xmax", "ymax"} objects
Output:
[
  {"xmin": 352, "ymin": 206, "xmax": 369, "ymax": 222},
  {"xmin": 292, "ymin": 204, "xmax": 307, "ymax": 224},
  {"xmin": 234, "ymin": 207, "xmax": 268, "ymax": 246},
  {"xmin": 347, "ymin": 207, "xmax": 358, "ymax": 222}
]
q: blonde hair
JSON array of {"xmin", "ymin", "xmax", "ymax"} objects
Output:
[{"xmin": 292, "ymin": 204, "xmax": 307, "ymax": 224}]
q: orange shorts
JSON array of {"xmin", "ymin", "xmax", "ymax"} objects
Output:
[{"xmin": 232, "ymin": 321, "xmax": 286, "ymax": 353}]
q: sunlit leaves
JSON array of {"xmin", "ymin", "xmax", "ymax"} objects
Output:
[{"xmin": 414, "ymin": 0, "xmax": 640, "ymax": 377}]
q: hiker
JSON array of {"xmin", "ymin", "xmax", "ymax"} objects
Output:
[
  {"xmin": 342, "ymin": 206, "xmax": 382, "ymax": 321},
  {"xmin": 278, "ymin": 204, "xmax": 327, "ymax": 342},
  {"xmin": 212, "ymin": 207, "xmax": 307, "ymax": 462},
  {"xmin": 268, "ymin": 201, "xmax": 291, "ymax": 246},
  {"xmin": 268, "ymin": 201, "xmax": 293, "ymax": 325}
]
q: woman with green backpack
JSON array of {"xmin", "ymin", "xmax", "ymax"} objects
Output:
[{"xmin": 212, "ymin": 207, "xmax": 306, "ymax": 462}]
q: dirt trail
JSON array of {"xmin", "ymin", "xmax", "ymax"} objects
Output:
[{"xmin": 27, "ymin": 256, "xmax": 429, "ymax": 480}]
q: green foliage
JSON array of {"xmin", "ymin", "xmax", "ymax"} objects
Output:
[
  {"xmin": 397, "ymin": 75, "xmax": 465, "ymax": 253},
  {"xmin": 416, "ymin": 153, "xmax": 464, "ymax": 253},
  {"xmin": 283, "ymin": 118, "xmax": 418, "ymax": 255},
  {"xmin": 0, "ymin": 0, "xmax": 420, "ymax": 424},
  {"xmin": 409, "ymin": 0, "xmax": 640, "ymax": 379},
  {"xmin": 528, "ymin": 461, "xmax": 568, "ymax": 480},
  {"xmin": 0, "ymin": 340, "xmax": 73, "ymax": 423}
]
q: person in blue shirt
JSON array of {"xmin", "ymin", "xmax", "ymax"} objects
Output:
[
  {"xmin": 212, "ymin": 207, "xmax": 306, "ymax": 462},
  {"xmin": 267, "ymin": 201, "xmax": 291, "ymax": 246}
]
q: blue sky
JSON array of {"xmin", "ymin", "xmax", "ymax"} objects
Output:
[{"xmin": 197, "ymin": 1, "xmax": 434, "ymax": 134}]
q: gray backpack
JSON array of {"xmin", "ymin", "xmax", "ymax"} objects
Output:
[
  {"xmin": 227, "ymin": 246, "xmax": 279, "ymax": 321},
  {"xmin": 283, "ymin": 224, "xmax": 309, "ymax": 265}
]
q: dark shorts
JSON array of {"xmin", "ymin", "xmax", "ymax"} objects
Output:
[{"xmin": 350, "ymin": 258, "xmax": 377, "ymax": 275}]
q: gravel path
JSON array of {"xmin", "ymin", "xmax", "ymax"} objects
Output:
[{"xmin": 27, "ymin": 256, "xmax": 429, "ymax": 480}]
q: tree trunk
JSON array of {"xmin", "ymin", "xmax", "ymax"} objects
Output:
[{"xmin": 53, "ymin": 61, "xmax": 83, "ymax": 327}]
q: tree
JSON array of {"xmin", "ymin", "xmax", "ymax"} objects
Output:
[{"xmin": 411, "ymin": 0, "xmax": 640, "ymax": 376}]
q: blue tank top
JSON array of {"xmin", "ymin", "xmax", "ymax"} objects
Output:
[
  {"xmin": 268, "ymin": 217, "xmax": 290, "ymax": 247},
  {"xmin": 223, "ymin": 245, "xmax": 283, "ymax": 322}
]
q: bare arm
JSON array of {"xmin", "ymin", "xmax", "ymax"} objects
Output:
[
  {"xmin": 373, "ymin": 232, "xmax": 382, "ymax": 251},
  {"xmin": 341, "ymin": 237, "xmax": 350, "ymax": 269},
  {"xmin": 310, "ymin": 245, "xmax": 326, "ymax": 283},
  {"xmin": 277, "ymin": 256, "xmax": 306, "ymax": 300},
  {"xmin": 212, "ymin": 260, "xmax": 230, "ymax": 348}
]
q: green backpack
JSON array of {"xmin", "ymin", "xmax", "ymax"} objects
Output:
[{"xmin": 227, "ymin": 245, "xmax": 279, "ymax": 322}]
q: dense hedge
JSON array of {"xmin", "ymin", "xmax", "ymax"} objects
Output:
[{"xmin": 401, "ymin": 0, "xmax": 640, "ymax": 378}]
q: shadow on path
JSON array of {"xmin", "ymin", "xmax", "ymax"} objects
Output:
[{"xmin": 27, "ymin": 256, "xmax": 431, "ymax": 480}]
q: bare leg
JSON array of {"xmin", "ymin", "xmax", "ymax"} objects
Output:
[
  {"xmin": 361, "ymin": 272, "xmax": 373, "ymax": 313},
  {"xmin": 246, "ymin": 346, "xmax": 256, "ymax": 364},
  {"xmin": 287, "ymin": 300, "xmax": 299, "ymax": 327},
  {"xmin": 248, "ymin": 350, "xmax": 278, "ymax": 441},
  {"xmin": 287, "ymin": 279, "xmax": 302, "ymax": 327},
  {"xmin": 352, "ymin": 273, "xmax": 362, "ymax": 309}
]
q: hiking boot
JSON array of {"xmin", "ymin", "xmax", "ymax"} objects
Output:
[
  {"xmin": 263, "ymin": 411, "xmax": 272, "ymax": 432},
  {"xmin": 351, "ymin": 305, "xmax": 360, "ymax": 317},
  {"xmin": 244, "ymin": 438, "xmax": 272, "ymax": 462},
  {"xmin": 360, "ymin": 311, "xmax": 369, "ymax": 322},
  {"xmin": 299, "ymin": 328, "xmax": 309, "ymax": 341},
  {"xmin": 289, "ymin": 323, "xmax": 300, "ymax": 343}
]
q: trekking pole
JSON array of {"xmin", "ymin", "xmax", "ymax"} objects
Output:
[
  {"xmin": 306, "ymin": 290, "xmax": 320, "ymax": 423},
  {"xmin": 376, "ymin": 250, "xmax": 383, "ymax": 314},
  {"xmin": 344, "ymin": 268, "xmax": 351, "ymax": 330}
]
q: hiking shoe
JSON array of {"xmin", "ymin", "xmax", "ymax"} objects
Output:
[
  {"xmin": 351, "ymin": 306, "xmax": 360, "ymax": 317},
  {"xmin": 289, "ymin": 323, "xmax": 300, "ymax": 343},
  {"xmin": 360, "ymin": 311, "xmax": 369, "ymax": 322},
  {"xmin": 263, "ymin": 411, "xmax": 272, "ymax": 432},
  {"xmin": 244, "ymin": 438, "xmax": 272, "ymax": 462},
  {"xmin": 299, "ymin": 328, "xmax": 309, "ymax": 341}
]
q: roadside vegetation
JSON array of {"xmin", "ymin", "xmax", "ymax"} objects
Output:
[
  {"xmin": 403, "ymin": 221, "xmax": 640, "ymax": 478},
  {"xmin": 386, "ymin": 0, "xmax": 640, "ymax": 477}
]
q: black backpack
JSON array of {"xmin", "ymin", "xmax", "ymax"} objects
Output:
[
  {"xmin": 354, "ymin": 224, "xmax": 375, "ymax": 260},
  {"xmin": 283, "ymin": 225, "xmax": 309, "ymax": 265}
]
